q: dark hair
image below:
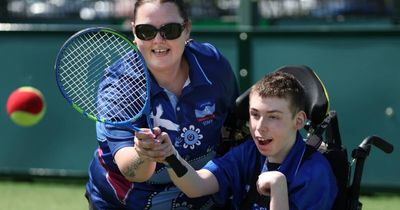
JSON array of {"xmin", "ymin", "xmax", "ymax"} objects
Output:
[
  {"xmin": 132, "ymin": 0, "xmax": 189, "ymax": 22},
  {"xmin": 250, "ymin": 71, "xmax": 305, "ymax": 117}
]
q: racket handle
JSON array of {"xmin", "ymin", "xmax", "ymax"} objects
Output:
[{"xmin": 165, "ymin": 154, "xmax": 188, "ymax": 177}]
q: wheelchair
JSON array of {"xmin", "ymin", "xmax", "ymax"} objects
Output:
[{"xmin": 223, "ymin": 65, "xmax": 394, "ymax": 210}]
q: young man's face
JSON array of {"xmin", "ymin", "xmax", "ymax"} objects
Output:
[{"xmin": 249, "ymin": 94, "xmax": 305, "ymax": 163}]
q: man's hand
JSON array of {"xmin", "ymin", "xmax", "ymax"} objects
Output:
[{"xmin": 257, "ymin": 171, "xmax": 289, "ymax": 210}]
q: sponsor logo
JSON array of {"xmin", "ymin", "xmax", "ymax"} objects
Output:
[{"xmin": 195, "ymin": 101, "xmax": 216, "ymax": 125}]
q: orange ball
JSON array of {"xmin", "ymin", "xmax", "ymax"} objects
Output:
[{"xmin": 6, "ymin": 86, "xmax": 46, "ymax": 127}]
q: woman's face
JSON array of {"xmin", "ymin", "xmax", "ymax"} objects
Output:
[{"xmin": 132, "ymin": 2, "xmax": 190, "ymax": 72}]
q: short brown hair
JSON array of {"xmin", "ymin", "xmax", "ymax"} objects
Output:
[{"xmin": 250, "ymin": 71, "xmax": 305, "ymax": 117}]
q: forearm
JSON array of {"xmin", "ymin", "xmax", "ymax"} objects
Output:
[
  {"xmin": 270, "ymin": 185, "xmax": 289, "ymax": 210},
  {"xmin": 115, "ymin": 146, "xmax": 156, "ymax": 182},
  {"xmin": 269, "ymin": 177, "xmax": 289, "ymax": 210},
  {"xmin": 167, "ymin": 155, "xmax": 219, "ymax": 198},
  {"xmin": 257, "ymin": 171, "xmax": 289, "ymax": 210}
]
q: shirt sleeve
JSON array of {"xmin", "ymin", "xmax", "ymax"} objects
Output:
[
  {"xmin": 203, "ymin": 140, "xmax": 257, "ymax": 207},
  {"xmin": 203, "ymin": 160, "xmax": 232, "ymax": 206},
  {"xmin": 96, "ymin": 122, "xmax": 135, "ymax": 156}
]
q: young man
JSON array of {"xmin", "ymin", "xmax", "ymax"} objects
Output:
[{"xmin": 151, "ymin": 71, "xmax": 338, "ymax": 209}]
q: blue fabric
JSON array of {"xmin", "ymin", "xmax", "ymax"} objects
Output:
[
  {"xmin": 86, "ymin": 40, "xmax": 239, "ymax": 209},
  {"xmin": 204, "ymin": 132, "xmax": 338, "ymax": 210}
]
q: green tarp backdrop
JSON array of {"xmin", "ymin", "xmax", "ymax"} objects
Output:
[{"xmin": 0, "ymin": 24, "xmax": 399, "ymax": 190}]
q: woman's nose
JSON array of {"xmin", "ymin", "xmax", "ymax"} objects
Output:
[{"xmin": 153, "ymin": 31, "xmax": 166, "ymax": 42}]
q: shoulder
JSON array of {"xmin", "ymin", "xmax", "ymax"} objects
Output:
[
  {"xmin": 290, "ymin": 150, "xmax": 338, "ymax": 209},
  {"xmin": 186, "ymin": 40, "xmax": 222, "ymax": 60},
  {"xmin": 213, "ymin": 139, "xmax": 258, "ymax": 168},
  {"xmin": 205, "ymin": 138, "xmax": 258, "ymax": 177},
  {"xmin": 185, "ymin": 40, "xmax": 238, "ymax": 96},
  {"xmin": 300, "ymin": 150, "xmax": 335, "ymax": 179},
  {"xmin": 186, "ymin": 40, "xmax": 232, "ymax": 74},
  {"xmin": 228, "ymin": 138, "xmax": 258, "ymax": 155}
]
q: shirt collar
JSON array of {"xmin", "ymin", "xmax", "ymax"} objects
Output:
[
  {"xmin": 149, "ymin": 45, "xmax": 212, "ymax": 97},
  {"xmin": 149, "ymin": 73, "xmax": 163, "ymax": 97},
  {"xmin": 275, "ymin": 132, "xmax": 306, "ymax": 181},
  {"xmin": 184, "ymin": 46, "xmax": 213, "ymax": 87}
]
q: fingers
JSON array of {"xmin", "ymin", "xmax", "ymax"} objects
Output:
[
  {"xmin": 135, "ymin": 128, "xmax": 155, "ymax": 140},
  {"xmin": 134, "ymin": 128, "xmax": 175, "ymax": 162},
  {"xmin": 256, "ymin": 172, "xmax": 273, "ymax": 195},
  {"xmin": 135, "ymin": 127, "xmax": 163, "ymax": 143},
  {"xmin": 135, "ymin": 141, "xmax": 169, "ymax": 160},
  {"xmin": 256, "ymin": 178, "xmax": 267, "ymax": 196},
  {"xmin": 256, "ymin": 180, "xmax": 271, "ymax": 196},
  {"xmin": 256, "ymin": 171, "xmax": 286, "ymax": 196}
]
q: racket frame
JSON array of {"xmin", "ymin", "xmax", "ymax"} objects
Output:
[{"xmin": 54, "ymin": 27, "xmax": 151, "ymax": 129}]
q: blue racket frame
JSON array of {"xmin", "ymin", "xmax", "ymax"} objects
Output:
[{"xmin": 55, "ymin": 27, "xmax": 152, "ymax": 130}]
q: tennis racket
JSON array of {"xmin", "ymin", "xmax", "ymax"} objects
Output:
[{"xmin": 54, "ymin": 27, "xmax": 187, "ymax": 177}]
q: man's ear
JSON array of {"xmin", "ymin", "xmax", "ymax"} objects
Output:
[{"xmin": 295, "ymin": 111, "xmax": 307, "ymax": 130}]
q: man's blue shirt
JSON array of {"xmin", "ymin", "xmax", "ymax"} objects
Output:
[{"xmin": 204, "ymin": 132, "xmax": 338, "ymax": 210}]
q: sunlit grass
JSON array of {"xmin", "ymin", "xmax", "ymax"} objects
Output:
[
  {"xmin": 360, "ymin": 193, "xmax": 400, "ymax": 210},
  {"xmin": 0, "ymin": 180, "xmax": 399, "ymax": 210},
  {"xmin": 0, "ymin": 180, "xmax": 87, "ymax": 210}
]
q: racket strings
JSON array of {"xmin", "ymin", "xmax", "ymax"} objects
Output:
[
  {"xmin": 61, "ymin": 32, "xmax": 126, "ymax": 95},
  {"xmin": 60, "ymin": 33, "xmax": 114, "ymax": 95},
  {"xmin": 98, "ymin": 55, "xmax": 148, "ymax": 122},
  {"xmin": 58, "ymin": 30, "xmax": 149, "ymax": 123},
  {"xmin": 106, "ymin": 72, "xmax": 146, "ymax": 122},
  {"xmin": 61, "ymin": 32, "xmax": 112, "ymax": 84},
  {"xmin": 61, "ymin": 32, "xmax": 124, "ymax": 115},
  {"xmin": 65, "ymin": 34, "xmax": 128, "ymax": 110}
]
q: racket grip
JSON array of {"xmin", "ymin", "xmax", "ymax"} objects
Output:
[{"xmin": 165, "ymin": 154, "xmax": 188, "ymax": 177}]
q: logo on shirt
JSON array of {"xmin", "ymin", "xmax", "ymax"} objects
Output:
[
  {"xmin": 195, "ymin": 101, "xmax": 216, "ymax": 125},
  {"xmin": 150, "ymin": 104, "xmax": 179, "ymax": 131},
  {"xmin": 180, "ymin": 125, "xmax": 203, "ymax": 150}
]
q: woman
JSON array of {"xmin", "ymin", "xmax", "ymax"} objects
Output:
[{"xmin": 85, "ymin": 0, "xmax": 239, "ymax": 209}]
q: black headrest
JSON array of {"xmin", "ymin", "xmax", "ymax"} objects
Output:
[{"xmin": 235, "ymin": 65, "xmax": 330, "ymax": 127}]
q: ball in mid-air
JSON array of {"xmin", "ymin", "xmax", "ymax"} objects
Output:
[{"xmin": 6, "ymin": 86, "xmax": 46, "ymax": 127}]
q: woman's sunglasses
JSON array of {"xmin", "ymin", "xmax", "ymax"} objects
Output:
[{"xmin": 134, "ymin": 22, "xmax": 185, "ymax": 41}]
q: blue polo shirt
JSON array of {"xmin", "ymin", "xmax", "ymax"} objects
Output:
[
  {"xmin": 204, "ymin": 132, "xmax": 338, "ymax": 210},
  {"xmin": 86, "ymin": 40, "xmax": 239, "ymax": 209}
]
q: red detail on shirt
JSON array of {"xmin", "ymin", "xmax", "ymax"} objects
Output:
[{"xmin": 98, "ymin": 148, "xmax": 133, "ymax": 204}]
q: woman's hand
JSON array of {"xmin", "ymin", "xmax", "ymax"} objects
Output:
[{"xmin": 134, "ymin": 127, "xmax": 176, "ymax": 163}]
